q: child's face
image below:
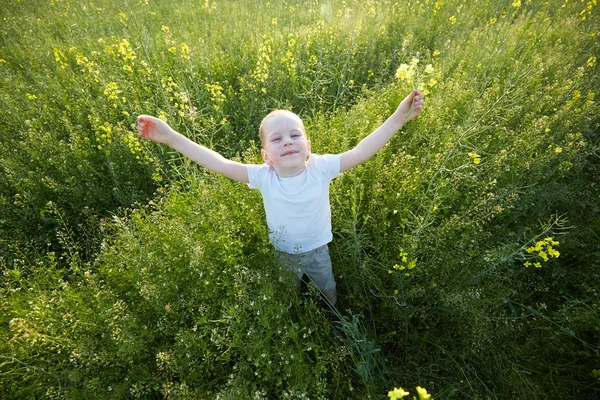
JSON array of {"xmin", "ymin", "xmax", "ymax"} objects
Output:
[{"xmin": 261, "ymin": 112, "xmax": 311, "ymax": 177}]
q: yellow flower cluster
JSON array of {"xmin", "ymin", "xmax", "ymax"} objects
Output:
[
  {"xmin": 388, "ymin": 387, "xmax": 409, "ymax": 399},
  {"xmin": 205, "ymin": 82, "xmax": 226, "ymax": 111},
  {"xmin": 468, "ymin": 152, "xmax": 481, "ymax": 164},
  {"xmin": 96, "ymin": 123, "xmax": 113, "ymax": 150},
  {"xmin": 103, "ymin": 82, "xmax": 123, "ymax": 108},
  {"xmin": 547, "ymin": 144, "xmax": 563, "ymax": 154},
  {"xmin": 123, "ymin": 132, "xmax": 143, "ymax": 159},
  {"xmin": 580, "ymin": 0, "xmax": 597, "ymax": 21},
  {"xmin": 395, "ymin": 57, "xmax": 419, "ymax": 83},
  {"xmin": 395, "ymin": 57, "xmax": 439, "ymax": 96},
  {"xmin": 251, "ymin": 33, "xmax": 273, "ymax": 93},
  {"xmin": 524, "ymin": 237, "xmax": 560, "ymax": 268},
  {"xmin": 160, "ymin": 77, "xmax": 193, "ymax": 118},
  {"xmin": 281, "ymin": 33, "xmax": 297, "ymax": 77},
  {"xmin": 98, "ymin": 38, "xmax": 137, "ymax": 73},
  {"xmin": 388, "ymin": 386, "xmax": 432, "ymax": 400},
  {"xmin": 75, "ymin": 51, "xmax": 100, "ymax": 80},
  {"xmin": 390, "ymin": 251, "xmax": 417, "ymax": 277},
  {"xmin": 180, "ymin": 43, "xmax": 191, "ymax": 61},
  {"xmin": 117, "ymin": 38, "xmax": 136, "ymax": 64},
  {"xmin": 161, "ymin": 76, "xmax": 178, "ymax": 91},
  {"xmin": 202, "ymin": 0, "xmax": 217, "ymax": 11},
  {"xmin": 53, "ymin": 47, "xmax": 68, "ymax": 69},
  {"xmin": 119, "ymin": 11, "xmax": 128, "ymax": 25}
]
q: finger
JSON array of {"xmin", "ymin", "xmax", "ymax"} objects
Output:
[{"xmin": 137, "ymin": 121, "xmax": 149, "ymax": 137}]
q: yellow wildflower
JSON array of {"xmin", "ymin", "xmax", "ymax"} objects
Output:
[
  {"xmin": 395, "ymin": 63, "xmax": 414, "ymax": 81},
  {"xmin": 388, "ymin": 387, "xmax": 410, "ymax": 400},
  {"xmin": 180, "ymin": 43, "xmax": 191, "ymax": 60},
  {"xmin": 117, "ymin": 38, "xmax": 136, "ymax": 62},
  {"xmin": 103, "ymin": 82, "xmax": 121, "ymax": 101},
  {"xmin": 588, "ymin": 56, "xmax": 597, "ymax": 68},
  {"xmin": 449, "ymin": 15, "xmax": 456, "ymax": 24},
  {"xmin": 468, "ymin": 152, "xmax": 481, "ymax": 164},
  {"xmin": 416, "ymin": 386, "xmax": 432, "ymax": 400}
]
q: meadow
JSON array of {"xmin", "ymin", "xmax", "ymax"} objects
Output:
[{"xmin": 1, "ymin": 0, "xmax": 599, "ymax": 398}]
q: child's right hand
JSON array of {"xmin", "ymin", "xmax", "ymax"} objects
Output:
[{"xmin": 137, "ymin": 114, "xmax": 174, "ymax": 144}]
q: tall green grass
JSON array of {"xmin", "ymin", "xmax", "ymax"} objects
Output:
[
  {"xmin": 1, "ymin": 0, "xmax": 599, "ymax": 398},
  {"xmin": 1, "ymin": 0, "xmax": 443, "ymax": 263}
]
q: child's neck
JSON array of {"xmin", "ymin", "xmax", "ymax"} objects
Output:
[{"xmin": 274, "ymin": 161, "xmax": 307, "ymax": 178}]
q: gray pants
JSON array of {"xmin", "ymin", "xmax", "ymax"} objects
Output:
[{"xmin": 275, "ymin": 244, "xmax": 337, "ymax": 305}]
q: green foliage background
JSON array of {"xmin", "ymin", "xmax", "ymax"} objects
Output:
[{"xmin": 1, "ymin": 0, "xmax": 599, "ymax": 398}]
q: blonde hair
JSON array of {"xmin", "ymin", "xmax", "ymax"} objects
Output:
[{"xmin": 259, "ymin": 110, "xmax": 306, "ymax": 146}]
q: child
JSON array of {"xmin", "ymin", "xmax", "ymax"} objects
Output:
[{"xmin": 137, "ymin": 89, "xmax": 424, "ymax": 315}]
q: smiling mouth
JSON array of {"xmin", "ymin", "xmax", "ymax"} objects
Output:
[{"xmin": 281, "ymin": 150, "xmax": 298, "ymax": 156}]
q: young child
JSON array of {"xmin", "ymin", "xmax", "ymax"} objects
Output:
[{"xmin": 137, "ymin": 89, "xmax": 424, "ymax": 315}]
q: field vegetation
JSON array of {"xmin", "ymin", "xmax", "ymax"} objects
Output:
[{"xmin": 1, "ymin": 0, "xmax": 599, "ymax": 398}]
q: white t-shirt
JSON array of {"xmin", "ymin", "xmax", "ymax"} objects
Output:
[{"xmin": 247, "ymin": 154, "xmax": 341, "ymax": 254}]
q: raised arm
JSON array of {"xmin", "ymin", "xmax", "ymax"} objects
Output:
[
  {"xmin": 137, "ymin": 115, "xmax": 249, "ymax": 183},
  {"xmin": 340, "ymin": 89, "xmax": 424, "ymax": 173}
]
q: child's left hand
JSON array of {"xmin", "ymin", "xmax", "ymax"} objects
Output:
[{"xmin": 397, "ymin": 89, "xmax": 424, "ymax": 123}]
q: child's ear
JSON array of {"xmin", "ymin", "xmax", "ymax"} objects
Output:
[
  {"xmin": 261, "ymin": 148, "xmax": 272, "ymax": 165},
  {"xmin": 306, "ymin": 139, "xmax": 311, "ymax": 154}
]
